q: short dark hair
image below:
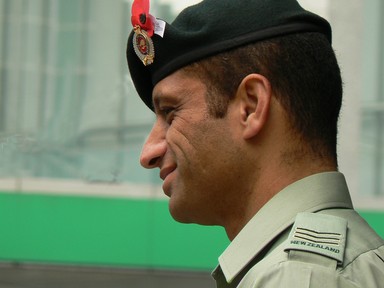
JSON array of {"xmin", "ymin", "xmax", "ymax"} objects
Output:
[{"xmin": 183, "ymin": 32, "xmax": 343, "ymax": 162}]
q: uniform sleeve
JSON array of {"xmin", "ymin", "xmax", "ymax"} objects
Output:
[
  {"xmin": 238, "ymin": 260, "xmax": 360, "ymax": 288},
  {"xmin": 340, "ymin": 246, "xmax": 384, "ymax": 288}
]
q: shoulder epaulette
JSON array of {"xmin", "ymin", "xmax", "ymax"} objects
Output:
[{"xmin": 284, "ymin": 212, "xmax": 347, "ymax": 265}]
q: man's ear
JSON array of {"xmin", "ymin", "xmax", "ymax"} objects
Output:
[{"xmin": 237, "ymin": 74, "xmax": 272, "ymax": 140}]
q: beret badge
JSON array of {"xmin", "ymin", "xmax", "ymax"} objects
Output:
[
  {"xmin": 133, "ymin": 25, "xmax": 155, "ymax": 66},
  {"xmin": 131, "ymin": 0, "xmax": 155, "ymax": 66}
]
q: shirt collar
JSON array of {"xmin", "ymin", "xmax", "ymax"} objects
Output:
[{"xmin": 215, "ymin": 172, "xmax": 353, "ymax": 283}]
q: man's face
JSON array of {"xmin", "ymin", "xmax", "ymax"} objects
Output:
[{"xmin": 140, "ymin": 70, "xmax": 245, "ymax": 225}]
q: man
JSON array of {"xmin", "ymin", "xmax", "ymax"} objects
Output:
[{"xmin": 127, "ymin": 0, "xmax": 384, "ymax": 287}]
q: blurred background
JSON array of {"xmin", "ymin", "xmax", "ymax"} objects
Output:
[{"xmin": 0, "ymin": 0, "xmax": 383, "ymax": 287}]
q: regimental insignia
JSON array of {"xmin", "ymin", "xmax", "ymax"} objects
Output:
[{"xmin": 133, "ymin": 25, "xmax": 155, "ymax": 66}]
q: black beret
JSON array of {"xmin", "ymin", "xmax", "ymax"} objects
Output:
[{"xmin": 127, "ymin": 0, "xmax": 332, "ymax": 111}]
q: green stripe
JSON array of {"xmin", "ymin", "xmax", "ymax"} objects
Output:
[
  {"xmin": 0, "ymin": 192, "xmax": 228, "ymax": 270},
  {"xmin": 1, "ymin": 192, "xmax": 383, "ymax": 270}
]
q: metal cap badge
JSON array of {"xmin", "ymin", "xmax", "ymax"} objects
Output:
[{"xmin": 131, "ymin": 0, "xmax": 155, "ymax": 66}]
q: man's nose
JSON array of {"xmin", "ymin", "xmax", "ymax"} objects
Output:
[{"xmin": 140, "ymin": 122, "xmax": 167, "ymax": 169}]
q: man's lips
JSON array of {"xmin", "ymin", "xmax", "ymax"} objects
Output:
[
  {"xmin": 160, "ymin": 166, "xmax": 176, "ymax": 181},
  {"xmin": 160, "ymin": 166, "xmax": 177, "ymax": 196}
]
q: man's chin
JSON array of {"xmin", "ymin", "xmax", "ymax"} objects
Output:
[
  {"xmin": 168, "ymin": 200, "xmax": 198, "ymax": 224},
  {"xmin": 168, "ymin": 202, "xmax": 218, "ymax": 226}
]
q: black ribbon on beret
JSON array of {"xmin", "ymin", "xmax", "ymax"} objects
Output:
[{"xmin": 127, "ymin": 0, "xmax": 332, "ymax": 111}]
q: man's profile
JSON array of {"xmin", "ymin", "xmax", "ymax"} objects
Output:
[{"xmin": 127, "ymin": 0, "xmax": 384, "ymax": 286}]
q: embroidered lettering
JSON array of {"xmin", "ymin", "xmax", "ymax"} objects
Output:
[{"xmin": 289, "ymin": 240, "xmax": 340, "ymax": 254}]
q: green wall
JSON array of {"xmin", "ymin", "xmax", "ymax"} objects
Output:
[
  {"xmin": 0, "ymin": 192, "xmax": 383, "ymax": 270},
  {"xmin": 0, "ymin": 192, "xmax": 228, "ymax": 270}
]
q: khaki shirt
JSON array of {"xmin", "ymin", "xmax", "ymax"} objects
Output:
[{"xmin": 212, "ymin": 172, "xmax": 384, "ymax": 287}]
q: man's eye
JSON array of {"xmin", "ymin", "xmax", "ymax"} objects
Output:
[{"xmin": 161, "ymin": 108, "xmax": 175, "ymax": 123}]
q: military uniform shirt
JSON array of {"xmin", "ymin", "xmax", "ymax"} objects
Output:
[{"xmin": 212, "ymin": 172, "xmax": 384, "ymax": 287}]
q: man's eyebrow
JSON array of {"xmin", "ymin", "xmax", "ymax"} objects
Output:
[
  {"xmin": 152, "ymin": 84, "xmax": 197, "ymax": 109},
  {"xmin": 152, "ymin": 91, "xmax": 177, "ymax": 111}
]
